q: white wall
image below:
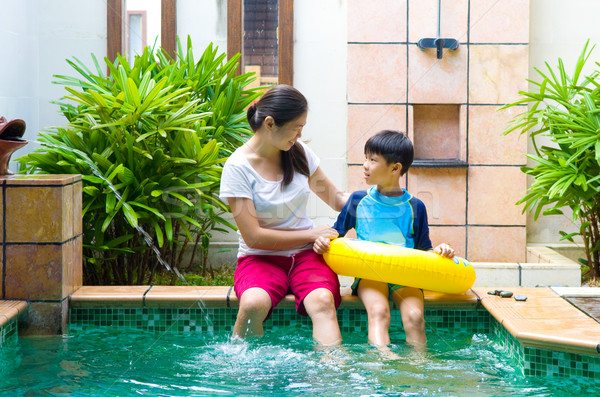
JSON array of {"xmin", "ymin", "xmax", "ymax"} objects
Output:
[
  {"xmin": 0, "ymin": 0, "xmax": 106, "ymax": 170},
  {"xmin": 295, "ymin": 0, "xmax": 348, "ymax": 225},
  {"xmin": 527, "ymin": 0, "xmax": 600, "ymax": 243}
]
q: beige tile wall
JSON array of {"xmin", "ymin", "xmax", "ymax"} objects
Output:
[{"xmin": 346, "ymin": 0, "xmax": 530, "ymax": 261}]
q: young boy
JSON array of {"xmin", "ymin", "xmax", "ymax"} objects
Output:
[{"xmin": 314, "ymin": 130, "xmax": 454, "ymax": 349}]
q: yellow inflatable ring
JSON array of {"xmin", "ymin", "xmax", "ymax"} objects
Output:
[{"xmin": 323, "ymin": 238, "xmax": 476, "ymax": 294}]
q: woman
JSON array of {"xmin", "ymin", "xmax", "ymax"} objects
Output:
[{"xmin": 219, "ymin": 85, "xmax": 347, "ymax": 345}]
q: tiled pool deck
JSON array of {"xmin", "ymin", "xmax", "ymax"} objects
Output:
[{"xmin": 2, "ymin": 285, "xmax": 599, "ymax": 378}]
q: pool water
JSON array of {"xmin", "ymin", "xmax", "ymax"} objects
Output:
[{"xmin": 1, "ymin": 325, "xmax": 598, "ymax": 396}]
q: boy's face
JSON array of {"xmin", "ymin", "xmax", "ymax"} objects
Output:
[{"xmin": 363, "ymin": 152, "xmax": 401, "ymax": 187}]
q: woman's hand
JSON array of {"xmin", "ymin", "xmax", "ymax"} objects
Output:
[
  {"xmin": 434, "ymin": 243, "xmax": 455, "ymax": 258},
  {"xmin": 312, "ymin": 224, "xmax": 338, "ymax": 240}
]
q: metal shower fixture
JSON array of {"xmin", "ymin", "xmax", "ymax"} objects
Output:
[{"xmin": 417, "ymin": 0, "xmax": 459, "ymax": 59}]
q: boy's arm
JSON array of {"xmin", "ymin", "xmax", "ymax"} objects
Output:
[
  {"xmin": 411, "ymin": 198, "xmax": 433, "ymax": 251},
  {"xmin": 314, "ymin": 191, "xmax": 364, "ymax": 254},
  {"xmin": 332, "ymin": 191, "xmax": 364, "ymax": 236},
  {"xmin": 412, "ymin": 198, "xmax": 455, "ymax": 257}
]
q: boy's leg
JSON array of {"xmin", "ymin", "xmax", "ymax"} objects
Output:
[
  {"xmin": 391, "ymin": 287, "xmax": 427, "ymax": 346},
  {"xmin": 357, "ymin": 279, "xmax": 393, "ymax": 346}
]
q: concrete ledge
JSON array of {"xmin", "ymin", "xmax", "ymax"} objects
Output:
[
  {"xmin": 472, "ymin": 245, "xmax": 582, "ymax": 288},
  {"xmin": 69, "ymin": 285, "xmax": 478, "ymax": 310},
  {"xmin": 472, "ymin": 287, "xmax": 600, "ymax": 357},
  {"xmin": 520, "ymin": 262, "xmax": 581, "ymax": 287},
  {"xmin": 69, "ymin": 286, "xmax": 151, "ymax": 307},
  {"xmin": 0, "ymin": 300, "xmax": 29, "ymax": 327},
  {"xmin": 472, "ymin": 263, "xmax": 520, "ymax": 287},
  {"xmin": 552, "ymin": 287, "xmax": 600, "ymax": 297}
]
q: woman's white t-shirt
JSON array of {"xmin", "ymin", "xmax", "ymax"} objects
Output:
[{"xmin": 219, "ymin": 140, "xmax": 319, "ymax": 257}]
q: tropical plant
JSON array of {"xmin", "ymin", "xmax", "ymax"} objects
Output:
[
  {"xmin": 18, "ymin": 37, "xmax": 262, "ymax": 285},
  {"xmin": 502, "ymin": 40, "xmax": 600, "ymax": 281}
]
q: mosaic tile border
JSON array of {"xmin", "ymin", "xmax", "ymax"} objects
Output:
[
  {"xmin": 492, "ymin": 317, "xmax": 600, "ymax": 379},
  {"xmin": 0, "ymin": 318, "xmax": 18, "ymax": 347},
  {"xmin": 69, "ymin": 307, "xmax": 490, "ymax": 335}
]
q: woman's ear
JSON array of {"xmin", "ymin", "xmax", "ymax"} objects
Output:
[{"xmin": 264, "ymin": 116, "xmax": 275, "ymax": 130}]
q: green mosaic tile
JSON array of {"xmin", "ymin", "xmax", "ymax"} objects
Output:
[
  {"xmin": 70, "ymin": 307, "xmax": 489, "ymax": 335},
  {"xmin": 0, "ymin": 318, "xmax": 18, "ymax": 347},
  {"xmin": 425, "ymin": 309, "xmax": 490, "ymax": 334},
  {"xmin": 490, "ymin": 316, "xmax": 600, "ymax": 380}
]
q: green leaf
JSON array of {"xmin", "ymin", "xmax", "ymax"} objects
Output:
[
  {"xmin": 153, "ymin": 221, "xmax": 164, "ymax": 247},
  {"xmin": 167, "ymin": 191, "xmax": 194, "ymax": 206},
  {"xmin": 129, "ymin": 202, "xmax": 166, "ymax": 221},
  {"xmin": 121, "ymin": 202, "xmax": 138, "ymax": 228},
  {"xmin": 165, "ymin": 217, "xmax": 173, "ymax": 242}
]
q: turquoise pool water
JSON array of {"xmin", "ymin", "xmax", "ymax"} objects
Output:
[{"xmin": 1, "ymin": 324, "xmax": 599, "ymax": 396}]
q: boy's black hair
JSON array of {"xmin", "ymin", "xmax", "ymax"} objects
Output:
[{"xmin": 364, "ymin": 130, "xmax": 413, "ymax": 176}]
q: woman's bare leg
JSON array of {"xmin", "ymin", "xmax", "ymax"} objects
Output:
[
  {"xmin": 233, "ymin": 287, "xmax": 272, "ymax": 338},
  {"xmin": 303, "ymin": 288, "xmax": 342, "ymax": 345}
]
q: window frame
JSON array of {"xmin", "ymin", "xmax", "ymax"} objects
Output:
[
  {"xmin": 107, "ymin": 0, "xmax": 177, "ymax": 63},
  {"xmin": 227, "ymin": 0, "xmax": 294, "ymax": 85},
  {"xmin": 126, "ymin": 10, "xmax": 147, "ymax": 62}
]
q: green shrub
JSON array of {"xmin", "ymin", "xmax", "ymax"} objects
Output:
[
  {"xmin": 503, "ymin": 40, "xmax": 600, "ymax": 280},
  {"xmin": 18, "ymin": 38, "xmax": 261, "ymax": 285}
]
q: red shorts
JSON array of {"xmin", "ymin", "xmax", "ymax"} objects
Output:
[{"xmin": 234, "ymin": 249, "xmax": 341, "ymax": 319}]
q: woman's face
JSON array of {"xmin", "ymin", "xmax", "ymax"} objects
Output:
[{"xmin": 269, "ymin": 112, "xmax": 307, "ymax": 151}]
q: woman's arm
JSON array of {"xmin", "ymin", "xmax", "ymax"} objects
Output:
[
  {"xmin": 227, "ymin": 197, "xmax": 338, "ymax": 250},
  {"xmin": 308, "ymin": 166, "xmax": 349, "ymax": 212}
]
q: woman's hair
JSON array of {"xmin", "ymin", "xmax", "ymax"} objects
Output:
[
  {"xmin": 364, "ymin": 130, "xmax": 414, "ymax": 176},
  {"xmin": 247, "ymin": 85, "xmax": 309, "ymax": 186}
]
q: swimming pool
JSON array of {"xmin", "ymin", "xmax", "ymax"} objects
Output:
[{"xmin": 1, "ymin": 307, "xmax": 599, "ymax": 396}]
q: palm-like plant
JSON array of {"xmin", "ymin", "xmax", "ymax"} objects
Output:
[
  {"xmin": 18, "ymin": 38, "xmax": 262, "ymax": 284},
  {"xmin": 502, "ymin": 40, "xmax": 600, "ymax": 280}
]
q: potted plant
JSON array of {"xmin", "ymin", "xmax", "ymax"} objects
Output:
[{"xmin": 502, "ymin": 40, "xmax": 600, "ymax": 282}]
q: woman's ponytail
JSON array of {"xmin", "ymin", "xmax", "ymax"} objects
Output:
[{"xmin": 247, "ymin": 102, "xmax": 259, "ymax": 131}]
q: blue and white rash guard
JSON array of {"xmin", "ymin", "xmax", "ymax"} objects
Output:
[{"xmin": 333, "ymin": 186, "xmax": 433, "ymax": 251}]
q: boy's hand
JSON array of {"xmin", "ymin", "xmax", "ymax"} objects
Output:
[
  {"xmin": 434, "ymin": 243, "xmax": 455, "ymax": 258},
  {"xmin": 313, "ymin": 236, "xmax": 332, "ymax": 255}
]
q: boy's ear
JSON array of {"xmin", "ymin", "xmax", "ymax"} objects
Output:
[{"xmin": 393, "ymin": 162, "xmax": 402, "ymax": 174}]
